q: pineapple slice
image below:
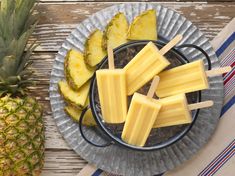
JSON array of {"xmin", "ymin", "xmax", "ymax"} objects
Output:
[
  {"xmin": 84, "ymin": 30, "xmax": 106, "ymax": 67},
  {"xmin": 103, "ymin": 13, "xmax": 128, "ymax": 49},
  {"xmin": 127, "ymin": 9, "xmax": 157, "ymax": 40},
  {"xmin": 65, "ymin": 49, "xmax": 95, "ymax": 90},
  {"xmin": 58, "ymin": 80, "xmax": 90, "ymax": 109},
  {"xmin": 65, "ymin": 101, "xmax": 96, "ymax": 126}
]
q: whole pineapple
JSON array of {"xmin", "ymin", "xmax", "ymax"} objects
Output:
[{"xmin": 0, "ymin": 0, "xmax": 45, "ymax": 175}]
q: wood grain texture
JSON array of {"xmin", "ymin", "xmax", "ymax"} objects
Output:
[
  {"xmin": 33, "ymin": 2, "xmax": 235, "ymax": 51},
  {"xmin": 30, "ymin": 1, "xmax": 235, "ymax": 175},
  {"xmin": 39, "ymin": 0, "xmax": 235, "ymax": 2},
  {"xmin": 42, "ymin": 149, "xmax": 87, "ymax": 176}
]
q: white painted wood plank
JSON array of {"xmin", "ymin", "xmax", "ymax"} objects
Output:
[
  {"xmin": 42, "ymin": 150, "xmax": 87, "ymax": 176},
  {"xmin": 32, "ymin": 2, "xmax": 234, "ymax": 51}
]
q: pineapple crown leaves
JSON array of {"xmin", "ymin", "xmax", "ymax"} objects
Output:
[{"xmin": 0, "ymin": 0, "xmax": 39, "ymax": 96}]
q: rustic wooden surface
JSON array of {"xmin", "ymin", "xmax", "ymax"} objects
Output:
[{"xmin": 30, "ymin": 1, "xmax": 235, "ymax": 175}]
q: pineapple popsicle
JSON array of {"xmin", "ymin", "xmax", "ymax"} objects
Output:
[
  {"xmin": 122, "ymin": 76, "xmax": 161, "ymax": 147},
  {"xmin": 96, "ymin": 46, "xmax": 127, "ymax": 123},
  {"xmin": 124, "ymin": 35, "xmax": 182, "ymax": 95},
  {"xmin": 156, "ymin": 60, "xmax": 232, "ymax": 98},
  {"xmin": 153, "ymin": 93, "xmax": 214, "ymax": 128}
]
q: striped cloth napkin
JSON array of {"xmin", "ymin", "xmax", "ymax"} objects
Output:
[{"xmin": 78, "ymin": 18, "xmax": 235, "ymax": 176}]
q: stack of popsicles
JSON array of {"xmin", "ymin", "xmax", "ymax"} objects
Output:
[{"xmin": 96, "ymin": 34, "xmax": 231, "ymax": 147}]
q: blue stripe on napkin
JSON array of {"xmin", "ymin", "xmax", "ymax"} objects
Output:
[
  {"xmin": 198, "ymin": 139, "xmax": 235, "ymax": 176},
  {"xmin": 92, "ymin": 169, "xmax": 104, "ymax": 176},
  {"xmin": 218, "ymin": 32, "xmax": 235, "ymax": 116},
  {"xmin": 216, "ymin": 32, "xmax": 235, "ymax": 57},
  {"xmin": 221, "ymin": 96, "xmax": 235, "ymax": 116}
]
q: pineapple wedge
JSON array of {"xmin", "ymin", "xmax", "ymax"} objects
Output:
[
  {"xmin": 127, "ymin": 9, "xmax": 157, "ymax": 40},
  {"xmin": 58, "ymin": 80, "xmax": 90, "ymax": 109},
  {"xmin": 103, "ymin": 13, "xmax": 128, "ymax": 49},
  {"xmin": 84, "ymin": 30, "xmax": 106, "ymax": 67},
  {"xmin": 65, "ymin": 49, "xmax": 94, "ymax": 90},
  {"xmin": 65, "ymin": 102, "xmax": 96, "ymax": 126}
]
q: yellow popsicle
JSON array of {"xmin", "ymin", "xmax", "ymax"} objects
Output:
[
  {"xmin": 153, "ymin": 94, "xmax": 214, "ymax": 128},
  {"xmin": 124, "ymin": 35, "xmax": 183, "ymax": 95},
  {"xmin": 153, "ymin": 94, "xmax": 191, "ymax": 128},
  {"xmin": 156, "ymin": 60, "xmax": 231, "ymax": 98},
  {"xmin": 96, "ymin": 46, "xmax": 127, "ymax": 123},
  {"xmin": 156, "ymin": 60, "xmax": 208, "ymax": 98},
  {"xmin": 122, "ymin": 76, "xmax": 161, "ymax": 146},
  {"xmin": 124, "ymin": 42, "xmax": 170, "ymax": 95}
]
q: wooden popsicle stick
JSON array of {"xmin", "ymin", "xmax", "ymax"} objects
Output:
[
  {"xmin": 76, "ymin": 164, "xmax": 97, "ymax": 176},
  {"xmin": 107, "ymin": 45, "xmax": 115, "ymax": 70},
  {"xmin": 206, "ymin": 66, "xmax": 231, "ymax": 77},
  {"xmin": 147, "ymin": 76, "xmax": 160, "ymax": 98},
  {"xmin": 188, "ymin": 100, "xmax": 214, "ymax": 111},
  {"xmin": 159, "ymin": 34, "xmax": 183, "ymax": 55}
]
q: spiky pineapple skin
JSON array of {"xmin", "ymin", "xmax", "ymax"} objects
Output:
[
  {"xmin": 102, "ymin": 12, "xmax": 128, "ymax": 50},
  {"xmin": 84, "ymin": 30, "xmax": 106, "ymax": 67},
  {"xmin": 127, "ymin": 9, "xmax": 157, "ymax": 40},
  {"xmin": 64, "ymin": 50, "xmax": 94, "ymax": 90},
  {"xmin": 58, "ymin": 80, "xmax": 90, "ymax": 109},
  {"xmin": 65, "ymin": 105, "xmax": 96, "ymax": 126},
  {"xmin": 0, "ymin": 96, "xmax": 44, "ymax": 176}
]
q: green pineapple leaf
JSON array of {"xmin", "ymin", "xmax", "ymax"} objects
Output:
[
  {"xmin": 14, "ymin": 0, "xmax": 38, "ymax": 38},
  {"xmin": 0, "ymin": 0, "xmax": 39, "ymax": 95},
  {"xmin": 1, "ymin": 56, "xmax": 17, "ymax": 76},
  {"xmin": 1, "ymin": 0, "xmax": 15, "ymax": 18}
]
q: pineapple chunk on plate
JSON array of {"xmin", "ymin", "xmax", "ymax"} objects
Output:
[
  {"xmin": 127, "ymin": 9, "xmax": 157, "ymax": 40},
  {"xmin": 84, "ymin": 30, "xmax": 106, "ymax": 67},
  {"xmin": 103, "ymin": 12, "xmax": 128, "ymax": 49},
  {"xmin": 65, "ymin": 102, "xmax": 96, "ymax": 126},
  {"xmin": 65, "ymin": 49, "xmax": 95, "ymax": 90},
  {"xmin": 58, "ymin": 80, "xmax": 90, "ymax": 109}
]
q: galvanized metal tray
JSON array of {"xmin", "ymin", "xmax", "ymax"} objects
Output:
[{"xmin": 49, "ymin": 3, "xmax": 224, "ymax": 176}]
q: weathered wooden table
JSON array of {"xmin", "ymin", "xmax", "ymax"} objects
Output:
[{"xmin": 34, "ymin": 1, "xmax": 234, "ymax": 175}]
